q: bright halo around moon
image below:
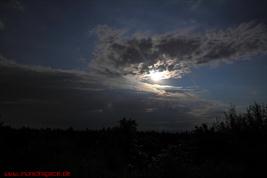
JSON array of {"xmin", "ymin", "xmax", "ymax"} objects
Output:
[
  {"xmin": 142, "ymin": 68, "xmax": 175, "ymax": 83},
  {"xmin": 149, "ymin": 70, "xmax": 164, "ymax": 82}
]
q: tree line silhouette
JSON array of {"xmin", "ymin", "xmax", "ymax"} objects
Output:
[{"xmin": 1, "ymin": 103, "xmax": 267, "ymax": 177}]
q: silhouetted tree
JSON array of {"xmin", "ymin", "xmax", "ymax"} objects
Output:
[{"xmin": 119, "ymin": 118, "xmax": 137, "ymax": 132}]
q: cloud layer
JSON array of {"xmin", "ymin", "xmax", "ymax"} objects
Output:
[
  {"xmin": 90, "ymin": 22, "xmax": 267, "ymax": 85},
  {"xmin": 1, "ymin": 21, "xmax": 267, "ymax": 130},
  {"xmin": 0, "ymin": 56, "xmax": 223, "ymax": 131}
]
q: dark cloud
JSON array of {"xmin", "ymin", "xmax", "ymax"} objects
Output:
[
  {"xmin": 0, "ymin": 0, "xmax": 24, "ymax": 11},
  {"xmin": 0, "ymin": 0, "xmax": 24, "ymax": 32},
  {"xmin": 0, "ymin": 19, "xmax": 5, "ymax": 30},
  {"xmin": 0, "ymin": 57, "xmax": 223, "ymax": 131}
]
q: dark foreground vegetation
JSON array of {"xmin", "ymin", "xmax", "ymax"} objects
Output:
[{"xmin": 1, "ymin": 103, "xmax": 267, "ymax": 178}]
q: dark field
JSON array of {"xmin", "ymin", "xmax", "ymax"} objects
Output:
[{"xmin": 1, "ymin": 103, "xmax": 267, "ymax": 178}]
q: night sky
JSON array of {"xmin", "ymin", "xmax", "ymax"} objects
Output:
[{"xmin": 0, "ymin": 0, "xmax": 267, "ymax": 131}]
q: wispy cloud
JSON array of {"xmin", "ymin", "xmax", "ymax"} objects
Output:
[
  {"xmin": 0, "ymin": 55, "xmax": 225, "ymax": 130},
  {"xmin": 89, "ymin": 22, "xmax": 267, "ymax": 94},
  {"xmin": 89, "ymin": 22, "xmax": 267, "ymax": 78}
]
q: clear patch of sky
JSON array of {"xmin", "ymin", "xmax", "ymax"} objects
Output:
[{"xmin": 177, "ymin": 55, "xmax": 267, "ymax": 106}]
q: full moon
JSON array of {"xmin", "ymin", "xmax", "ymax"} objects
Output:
[{"xmin": 149, "ymin": 71, "xmax": 164, "ymax": 82}]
